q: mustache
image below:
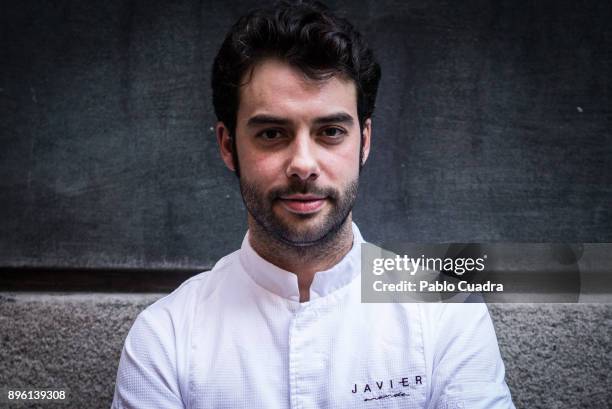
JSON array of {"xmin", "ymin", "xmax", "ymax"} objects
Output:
[{"xmin": 269, "ymin": 180, "xmax": 338, "ymax": 200}]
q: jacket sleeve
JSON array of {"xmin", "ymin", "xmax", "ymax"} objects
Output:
[
  {"xmin": 425, "ymin": 303, "xmax": 515, "ymax": 409},
  {"xmin": 111, "ymin": 308, "xmax": 185, "ymax": 409}
]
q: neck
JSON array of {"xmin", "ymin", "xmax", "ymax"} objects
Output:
[{"xmin": 247, "ymin": 214, "xmax": 354, "ymax": 303}]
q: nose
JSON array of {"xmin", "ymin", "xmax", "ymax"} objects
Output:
[{"xmin": 285, "ymin": 132, "xmax": 319, "ymax": 182}]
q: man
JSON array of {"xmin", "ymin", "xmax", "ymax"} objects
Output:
[{"xmin": 112, "ymin": 1, "xmax": 515, "ymax": 408}]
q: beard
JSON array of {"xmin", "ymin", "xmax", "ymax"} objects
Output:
[{"xmin": 239, "ymin": 175, "xmax": 359, "ymax": 247}]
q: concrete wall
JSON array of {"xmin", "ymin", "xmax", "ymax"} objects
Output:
[{"xmin": 1, "ymin": 293, "xmax": 610, "ymax": 408}]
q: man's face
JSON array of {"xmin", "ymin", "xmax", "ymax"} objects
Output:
[{"xmin": 217, "ymin": 59, "xmax": 371, "ymax": 246}]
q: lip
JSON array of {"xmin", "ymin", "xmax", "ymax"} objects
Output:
[{"xmin": 278, "ymin": 195, "xmax": 327, "ymax": 214}]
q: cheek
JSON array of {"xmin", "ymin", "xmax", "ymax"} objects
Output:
[
  {"xmin": 241, "ymin": 152, "xmax": 283, "ymax": 182},
  {"xmin": 320, "ymin": 143, "xmax": 361, "ymax": 181},
  {"xmin": 235, "ymin": 137, "xmax": 274, "ymax": 176}
]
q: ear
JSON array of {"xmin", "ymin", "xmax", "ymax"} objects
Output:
[
  {"xmin": 216, "ymin": 122, "xmax": 236, "ymax": 171},
  {"xmin": 361, "ymin": 118, "xmax": 372, "ymax": 166}
]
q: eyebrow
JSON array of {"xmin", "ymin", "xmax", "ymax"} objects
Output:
[
  {"xmin": 246, "ymin": 115, "xmax": 291, "ymax": 127},
  {"xmin": 246, "ymin": 112, "xmax": 355, "ymax": 127},
  {"xmin": 313, "ymin": 112, "xmax": 354, "ymax": 126}
]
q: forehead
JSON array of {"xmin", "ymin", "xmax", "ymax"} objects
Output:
[{"xmin": 237, "ymin": 59, "xmax": 358, "ymax": 121}]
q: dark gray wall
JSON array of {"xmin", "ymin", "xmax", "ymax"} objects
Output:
[{"xmin": 2, "ymin": 0, "xmax": 611, "ymax": 270}]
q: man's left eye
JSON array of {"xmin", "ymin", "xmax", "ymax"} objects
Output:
[{"xmin": 321, "ymin": 127, "xmax": 345, "ymax": 138}]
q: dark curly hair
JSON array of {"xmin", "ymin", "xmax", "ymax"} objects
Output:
[{"xmin": 211, "ymin": 0, "xmax": 381, "ymax": 139}]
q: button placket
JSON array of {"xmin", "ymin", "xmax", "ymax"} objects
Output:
[{"xmin": 288, "ymin": 306, "xmax": 319, "ymax": 409}]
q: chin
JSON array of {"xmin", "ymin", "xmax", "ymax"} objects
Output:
[{"xmin": 273, "ymin": 220, "xmax": 326, "ymax": 244}]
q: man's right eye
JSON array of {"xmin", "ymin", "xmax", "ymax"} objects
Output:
[{"xmin": 257, "ymin": 129, "xmax": 284, "ymax": 140}]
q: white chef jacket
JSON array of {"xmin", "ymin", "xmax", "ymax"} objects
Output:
[{"xmin": 112, "ymin": 223, "xmax": 515, "ymax": 409}]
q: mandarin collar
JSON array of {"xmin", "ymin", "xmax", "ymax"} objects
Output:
[{"xmin": 238, "ymin": 223, "xmax": 364, "ymax": 302}]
